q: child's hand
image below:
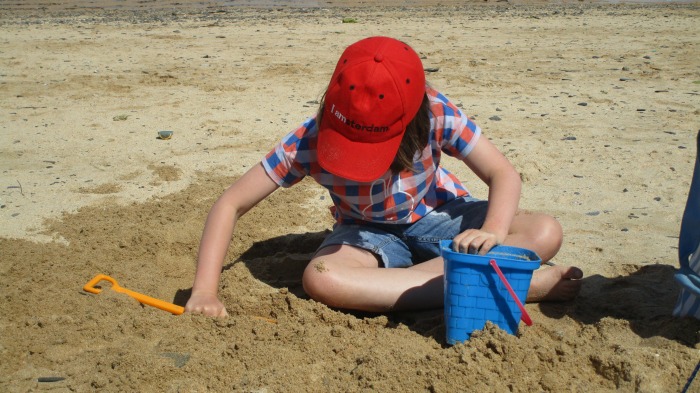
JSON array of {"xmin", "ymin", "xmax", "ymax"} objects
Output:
[
  {"xmin": 185, "ymin": 292, "xmax": 229, "ymax": 317},
  {"xmin": 452, "ymin": 229, "xmax": 502, "ymax": 255}
]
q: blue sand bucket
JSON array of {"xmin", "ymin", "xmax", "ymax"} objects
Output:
[{"xmin": 440, "ymin": 240, "xmax": 541, "ymax": 344}]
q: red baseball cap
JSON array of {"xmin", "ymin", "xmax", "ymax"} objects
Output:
[{"xmin": 317, "ymin": 36, "xmax": 426, "ymax": 182}]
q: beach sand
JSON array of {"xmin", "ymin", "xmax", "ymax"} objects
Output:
[{"xmin": 1, "ymin": 2, "xmax": 699, "ymax": 391}]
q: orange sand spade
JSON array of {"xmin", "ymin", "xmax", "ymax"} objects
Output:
[{"xmin": 83, "ymin": 274, "xmax": 184, "ymax": 315}]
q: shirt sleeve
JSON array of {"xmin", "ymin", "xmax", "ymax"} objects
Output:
[
  {"xmin": 431, "ymin": 91, "xmax": 482, "ymax": 160},
  {"xmin": 262, "ymin": 117, "xmax": 317, "ymax": 188}
]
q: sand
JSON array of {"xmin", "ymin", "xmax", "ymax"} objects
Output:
[{"xmin": 1, "ymin": 2, "xmax": 699, "ymax": 392}]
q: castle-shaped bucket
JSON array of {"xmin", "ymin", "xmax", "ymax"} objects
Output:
[{"xmin": 441, "ymin": 240, "xmax": 540, "ymax": 344}]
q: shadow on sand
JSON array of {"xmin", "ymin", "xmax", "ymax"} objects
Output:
[{"xmin": 208, "ymin": 232, "xmax": 699, "ymax": 346}]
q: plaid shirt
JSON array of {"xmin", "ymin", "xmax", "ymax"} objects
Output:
[{"xmin": 262, "ymin": 87, "xmax": 481, "ymax": 225}]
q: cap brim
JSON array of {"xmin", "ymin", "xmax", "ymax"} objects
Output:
[{"xmin": 317, "ymin": 125, "xmax": 403, "ymax": 183}]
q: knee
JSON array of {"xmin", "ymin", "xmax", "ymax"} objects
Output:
[
  {"xmin": 534, "ymin": 214, "xmax": 563, "ymax": 257},
  {"xmin": 302, "ymin": 259, "xmax": 341, "ymax": 306},
  {"xmin": 540, "ymin": 215, "xmax": 563, "ymax": 246}
]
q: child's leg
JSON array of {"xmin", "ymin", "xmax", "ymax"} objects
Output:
[
  {"xmin": 303, "ymin": 244, "xmax": 444, "ymax": 312},
  {"xmin": 410, "ymin": 256, "xmax": 582, "ymax": 303},
  {"xmin": 503, "ymin": 210, "xmax": 563, "ymax": 261},
  {"xmin": 303, "ymin": 244, "xmax": 580, "ymax": 312},
  {"xmin": 505, "ymin": 210, "xmax": 583, "ymax": 302},
  {"xmin": 410, "ymin": 209, "xmax": 582, "ymax": 302},
  {"xmin": 303, "ymin": 210, "xmax": 581, "ymax": 312}
]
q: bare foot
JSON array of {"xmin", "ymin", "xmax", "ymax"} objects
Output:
[{"xmin": 526, "ymin": 265, "xmax": 583, "ymax": 302}]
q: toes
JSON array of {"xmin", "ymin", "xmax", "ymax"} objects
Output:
[
  {"xmin": 527, "ymin": 265, "xmax": 584, "ymax": 302},
  {"xmin": 562, "ymin": 266, "xmax": 584, "ymax": 280}
]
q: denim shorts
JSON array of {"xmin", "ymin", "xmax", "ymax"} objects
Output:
[{"xmin": 317, "ymin": 196, "xmax": 488, "ymax": 268}]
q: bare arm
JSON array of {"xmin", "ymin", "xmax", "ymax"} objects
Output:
[
  {"xmin": 453, "ymin": 136, "xmax": 522, "ymax": 254},
  {"xmin": 185, "ymin": 163, "xmax": 280, "ymax": 317}
]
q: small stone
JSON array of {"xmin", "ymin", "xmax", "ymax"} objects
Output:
[
  {"xmin": 37, "ymin": 377, "xmax": 65, "ymax": 383},
  {"xmin": 489, "ymin": 115, "xmax": 502, "ymax": 121}
]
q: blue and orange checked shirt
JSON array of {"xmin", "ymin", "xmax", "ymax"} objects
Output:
[{"xmin": 262, "ymin": 87, "xmax": 482, "ymax": 225}]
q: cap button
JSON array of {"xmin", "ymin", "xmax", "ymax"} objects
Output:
[{"xmin": 374, "ymin": 53, "xmax": 384, "ymax": 62}]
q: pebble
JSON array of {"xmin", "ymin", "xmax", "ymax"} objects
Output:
[
  {"xmin": 38, "ymin": 377, "xmax": 65, "ymax": 383},
  {"xmin": 489, "ymin": 115, "xmax": 502, "ymax": 121}
]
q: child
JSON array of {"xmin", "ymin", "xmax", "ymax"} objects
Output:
[{"xmin": 185, "ymin": 36, "xmax": 583, "ymax": 317}]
